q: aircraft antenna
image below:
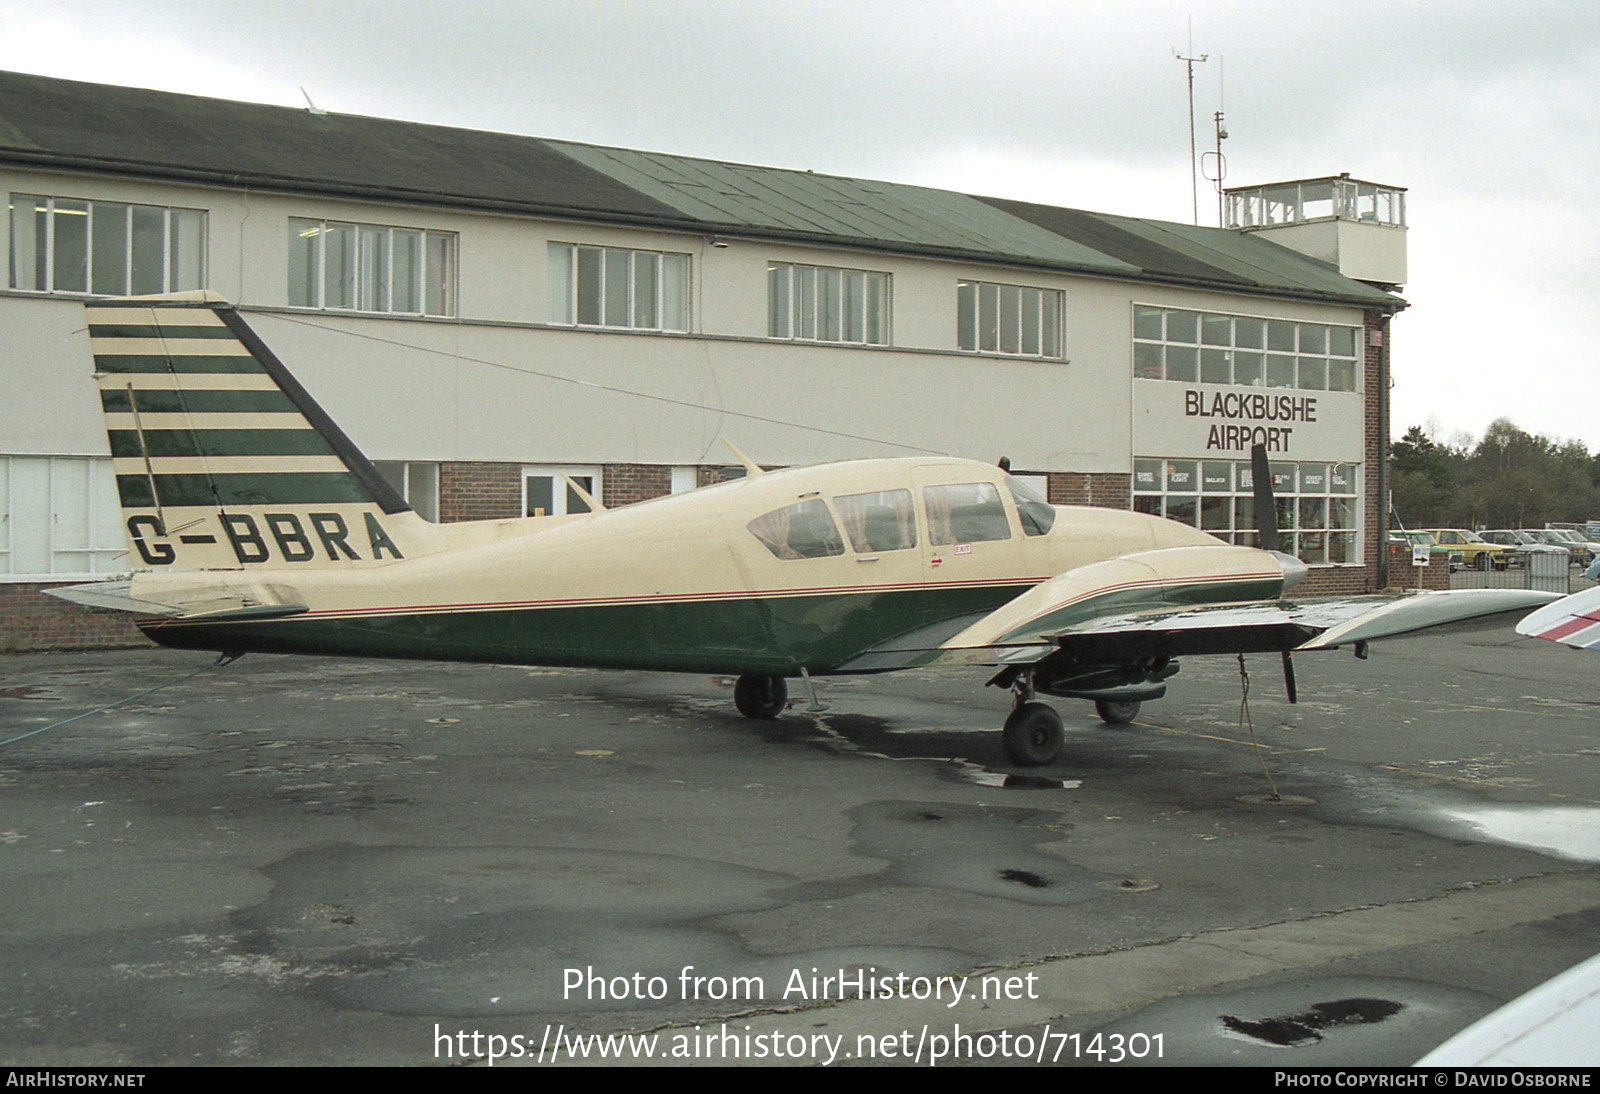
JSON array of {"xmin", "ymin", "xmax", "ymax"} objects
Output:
[{"xmin": 719, "ymin": 436, "xmax": 766, "ymax": 477}]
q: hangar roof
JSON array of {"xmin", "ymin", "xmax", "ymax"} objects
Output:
[{"xmin": 0, "ymin": 70, "xmax": 1399, "ymax": 309}]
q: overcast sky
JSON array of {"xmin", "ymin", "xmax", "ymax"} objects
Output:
[{"xmin": 4, "ymin": 0, "xmax": 1597, "ymax": 450}]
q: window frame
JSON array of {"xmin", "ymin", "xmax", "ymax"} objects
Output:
[
  {"xmin": 372, "ymin": 461, "xmax": 440, "ymax": 522},
  {"xmin": 288, "ymin": 217, "xmax": 457, "ymax": 317},
  {"xmin": 957, "ymin": 280, "xmax": 1064, "ymax": 358},
  {"xmin": 1133, "ymin": 305, "xmax": 1360, "ymax": 393},
  {"xmin": 767, "ymin": 261, "xmax": 890, "ymax": 346},
  {"xmin": 0, "ymin": 456, "xmax": 126, "ymax": 581},
  {"xmin": 8, "ymin": 193, "xmax": 207, "ymax": 297},
  {"xmin": 547, "ymin": 243, "xmax": 690, "ymax": 332},
  {"xmin": 1133, "ymin": 456, "xmax": 1360, "ymax": 564},
  {"xmin": 521, "ymin": 465, "xmax": 602, "ymax": 517}
]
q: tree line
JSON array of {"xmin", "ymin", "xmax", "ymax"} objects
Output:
[{"xmin": 1390, "ymin": 420, "xmax": 1600, "ymax": 531}]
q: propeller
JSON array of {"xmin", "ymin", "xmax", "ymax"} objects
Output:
[{"xmin": 1250, "ymin": 443, "xmax": 1298, "ymax": 705}]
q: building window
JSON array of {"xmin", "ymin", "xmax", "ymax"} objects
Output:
[
  {"xmin": 373, "ymin": 461, "xmax": 440, "ymax": 522},
  {"xmin": 1133, "ymin": 457, "xmax": 1359, "ymax": 564},
  {"xmin": 8, "ymin": 194, "xmax": 205, "ymax": 296},
  {"xmin": 547, "ymin": 243, "xmax": 689, "ymax": 332},
  {"xmin": 1133, "ymin": 306, "xmax": 1359, "ymax": 393},
  {"xmin": 957, "ymin": 281, "xmax": 1062, "ymax": 357},
  {"xmin": 0, "ymin": 456, "xmax": 124, "ymax": 578},
  {"xmin": 522, "ymin": 466, "xmax": 602, "ymax": 517},
  {"xmin": 289, "ymin": 218, "xmax": 456, "ymax": 316},
  {"xmin": 767, "ymin": 262, "xmax": 888, "ymax": 345}
]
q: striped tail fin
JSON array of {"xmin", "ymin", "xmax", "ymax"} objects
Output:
[{"xmin": 90, "ymin": 292, "xmax": 435, "ymax": 569}]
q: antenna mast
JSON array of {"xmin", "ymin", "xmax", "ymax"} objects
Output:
[{"xmin": 1174, "ymin": 22, "xmax": 1208, "ymax": 225}]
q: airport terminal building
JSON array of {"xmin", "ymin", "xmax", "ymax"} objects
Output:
[{"xmin": 0, "ymin": 70, "xmax": 1408, "ymax": 649}]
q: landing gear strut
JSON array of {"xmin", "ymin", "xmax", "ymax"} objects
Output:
[
  {"xmin": 733, "ymin": 674, "xmax": 788, "ymax": 719},
  {"xmin": 1001, "ymin": 670, "xmax": 1064, "ymax": 766}
]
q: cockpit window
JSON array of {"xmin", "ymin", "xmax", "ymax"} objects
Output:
[
  {"xmin": 834, "ymin": 489, "xmax": 916, "ymax": 553},
  {"xmin": 748, "ymin": 498, "xmax": 845, "ymax": 560},
  {"xmin": 923, "ymin": 482, "xmax": 1011, "ymax": 546},
  {"xmin": 1006, "ymin": 477, "xmax": 1056, "ymax": 536}
]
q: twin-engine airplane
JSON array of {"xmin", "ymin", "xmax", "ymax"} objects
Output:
[{"xmin": 51, "ymin": 293, "xmax": 1556, "ymax": 765}]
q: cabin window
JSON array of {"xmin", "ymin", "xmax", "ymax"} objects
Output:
[
  {"xmin": 834, "ymin": 490, "xmax": 916, "ymax": 552},
  {"xmin": 767, "ymin": 262, "xmax": 889, "ymax": 345},
  {"xmin": 748, "ymin": 499, "xmax": 845, "ymax": 560},
  {"xmin": 923, "ymin": 482, "xmax": 1011, "ymax": 546},
  {"xmin": 1006, "ymin": 477, "xmax": 1056, "ymax": 536},
  {"xmin": 289, "ymin": 218, "xmax": 456, "ymax": 316},
  {"xmin": 9, "ymin": 194, "xmax": 206, "ymax": 296},
  {"xmin": 548, "ymin": 243, "xmax": 690, "ymax": 332},
  {"xmin": 956, "ymin": 281, "xmax": 1063, "ymax": 358}
]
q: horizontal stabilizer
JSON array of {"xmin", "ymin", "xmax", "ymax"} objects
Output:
[
  {"xmin": 45, "ymin": 579, "xmax": 308, "ymax": 620},
  {"xmin": 1514, "ymin": 586, "xmax": 1600, "ymax": 650}
]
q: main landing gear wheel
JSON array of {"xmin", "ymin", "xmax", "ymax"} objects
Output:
[
  {"xmin": 1002, "ymin": 702, "xmax": 1064, "ymax": 767},
  {"xmin": 1094, "ymin": 699, "xmax": 1141, "ymax": 724},
  {"xmin": 734, "ymin": 674, "xmax": 788, "ymax": 719}
]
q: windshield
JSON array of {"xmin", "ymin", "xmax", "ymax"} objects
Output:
[{"xmin": 1005, "ymin": 477, "xmax": 1056, "ymax": 536}]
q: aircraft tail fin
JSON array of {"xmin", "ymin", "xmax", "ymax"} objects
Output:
[{"xmin": 90, "ymin": 292, "xmax": 436, "ymax": 570}]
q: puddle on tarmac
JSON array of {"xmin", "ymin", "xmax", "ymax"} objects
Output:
[
  {"xmin": 957, "ymin": 766, "xmax": 1081, "ymax": 790},
  {"xmin": 1089, "ymin": 977, "xmax": 1497, "ymax": 1066},
  {"xmin": 1220, "ymin": 997, "xmax": 1403, "ymax": 1047}
]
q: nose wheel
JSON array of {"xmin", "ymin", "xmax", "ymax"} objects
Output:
[{"xmin": 734, "ymin": 674, "xmax": 788, "ymax": 719}]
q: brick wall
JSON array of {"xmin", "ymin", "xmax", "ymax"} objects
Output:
[
  {"xmin": 438, "ymin": 461, "xmax": 522, "ymax": 522},
  {"xmin": 0, "ymin": 582, "xmax": 147, "ymax": 652},
  {"xmin": 1041, "ymin": 471, "xmax": 1132, "ymax": 510},
  {"xmin": 603, "ymin": 464, "xmax": 672, "ymax": 507}
]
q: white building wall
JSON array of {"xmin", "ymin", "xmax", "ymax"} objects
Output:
[{"xmin": 2, "ymin": 164, "xmax": 1370, "ymax": 476}]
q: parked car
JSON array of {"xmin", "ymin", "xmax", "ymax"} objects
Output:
[
  {"xmin": 1479, "ymin": 529, "xmax": 1571, "ymax": 568},
  {"xmin": 1544, "ymin": 528, "xmax": 1600, "ymax": 566},
  {"xmin": 1519, "ymin": 529, "xmax": 1593, "ymax": 567},
  {"xmin": 1388, "ymin": 530, "xmax": 1462, "ymax": 569},
  {"xmin": 1417, "ymin": 528, "xmax": 1515, "ymax": 571}
]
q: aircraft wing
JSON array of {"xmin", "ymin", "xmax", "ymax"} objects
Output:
[
  {"xmin": 838, "ymin": 545, "xmax": 1560, "ymax": 673},
  {"xmin": 1515, "ymin": 585, "xmax": 1600, "ymax": 650}
]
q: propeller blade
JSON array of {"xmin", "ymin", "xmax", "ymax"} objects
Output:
[{"xmin": 1250, "ymin": 443, "xmax": 1280, "ymax": 553}]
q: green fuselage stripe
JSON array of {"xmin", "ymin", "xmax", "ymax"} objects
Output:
[{"xmin": 139, "ymin": 583, "xmax": 1037, "ymax": 676}]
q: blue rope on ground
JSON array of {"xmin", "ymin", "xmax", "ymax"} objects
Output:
[{"xmin": 0, "ymin": 659, "xmax": 228, "ymax": 748}]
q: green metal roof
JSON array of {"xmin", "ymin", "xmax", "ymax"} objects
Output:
[{"xmin": 0, "ymin": 69, "xmax": 1399, "ymax": 309}]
